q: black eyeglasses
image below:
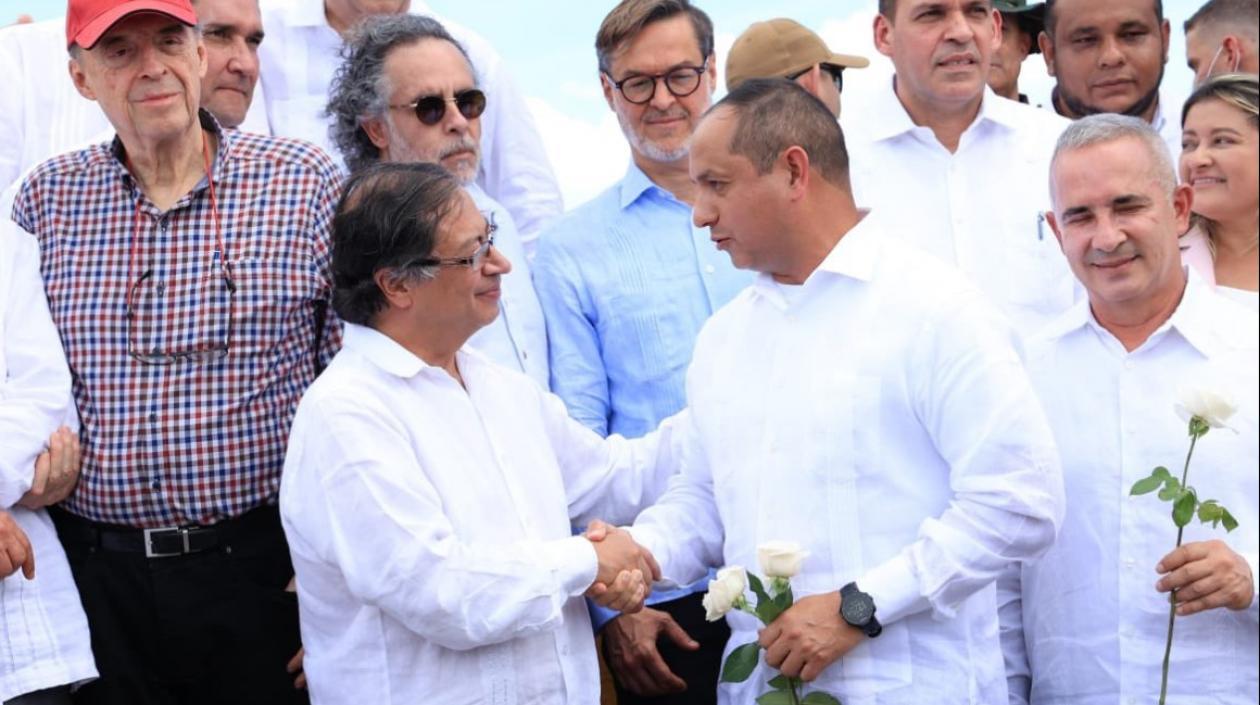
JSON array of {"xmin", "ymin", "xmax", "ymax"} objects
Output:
[
  {"xmin": 126, "ymin": 264, "xmax": 236, "ymax": 365},
  {"xmin": 604, "ymin": 60, "xmax": 708, "ymax": 105},
  {"xmin": 788, "ymin": 64, "xmax": 844, "ymax": 94},
  {"xmin": 389, "ymin": 88, "xmax": 487, "ymax": 126},
  {"xmin": 404, "ymin": 212, "xmax": 499, "ymax": 270}
]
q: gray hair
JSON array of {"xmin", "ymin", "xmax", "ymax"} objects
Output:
[
  {"xmin": 326, "ymin": 14, "xmax": 472, "ymax": 173},
  {"xmin": 1051, "ymin": 113, "xmax": 1177, "ymax": 200}
]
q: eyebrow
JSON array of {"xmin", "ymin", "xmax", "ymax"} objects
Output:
[{"xmin": 1112, "ymin": 194, "xmax": 1152, "ymax": 208}]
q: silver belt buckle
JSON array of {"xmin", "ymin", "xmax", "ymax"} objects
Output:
[{"xmin": 143, "ymin": 527, "xmax": 191, "ymax": 558}]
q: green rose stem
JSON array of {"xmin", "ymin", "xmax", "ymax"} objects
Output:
[{"xmin": 1157, "ymin": 426, "xmax": 1202, "ymax": 705}]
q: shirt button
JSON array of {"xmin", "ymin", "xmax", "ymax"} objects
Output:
[
  {"xmin": 148, "ymin": 413, "xmax": 158, "ymax": 423},
  {"xmin": 1123, "ymin": 360, "xmax": 1135, "ymax": 370},
  {"xmin": 704, "ymin": 265, "xmax": 715, "ymax": 274},
  {"xmin": 155, "ymin": 281, "xmax": 166, "ymax": 294}
]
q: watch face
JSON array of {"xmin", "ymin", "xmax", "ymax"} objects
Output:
[{"xmin": 842, "ymin": 595, "xmax": 875, "ymax": 624}]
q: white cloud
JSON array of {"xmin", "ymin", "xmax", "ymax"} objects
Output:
[{"xmin": 526, "ymin": 96, "xmax": 628, "ymax": 208}]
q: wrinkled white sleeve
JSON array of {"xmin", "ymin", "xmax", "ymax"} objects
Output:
[
  {"xmin": 452, "ymin": 25, "xmax": 563, "ymax": 257},
  {"xmin": 858, "ymin": 291, "xmax": 1065, "ymax": 625},
  {"xmin": 0, "ymin": 27, "xmax": 26, "ymax": 196},
  {"xmin": 289, "ymin": 395, "xmax": 598, "ymax": 652},
  {"xmin": 997, "ymin": 562, "xmax": 1032, "ymax": 705},
  {"xmin": 0, "ymin": 224, "xmax": 72, "ymax": 507},
  {"xmin": 541, "ymin": 389, "xmax": 688, "ymax": 528},
  {"xmin": 625, "ymin": 401, "xmax": 725, "ymax": 589}
]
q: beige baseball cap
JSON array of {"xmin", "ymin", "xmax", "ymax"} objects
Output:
[{"xmin": 726, "ymin": 18, "xmax": 869, "ymax": 92}]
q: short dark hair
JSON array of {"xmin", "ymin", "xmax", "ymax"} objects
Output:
[
  {"xmin": 1185, "ymin": 0, "xmax": 1259, "ymax": 38},
  {"xmin": 711, "ymin": 78, "xmax": 850, "ymax": 187},
  {"xmin": 595, "ymin": 0, "xmax": 714, "ymax": 73},
  {"xmin": 331, "ymin": 162, "xmax": 462, "ymax": 326},
  {"xmin": 1045, "ymin": 0, "xmax": 1164, "ymax": 38},
  {"xmin": 326, "ymin": 14, "xmax": 471, "ymax": 173}
]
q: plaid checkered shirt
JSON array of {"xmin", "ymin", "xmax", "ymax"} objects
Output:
[{"xmin": 12, "ymin": 111, "xmax": 343, "ymax": 528}]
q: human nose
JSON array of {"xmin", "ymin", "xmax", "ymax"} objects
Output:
[
  {"xmin": 226, "ymin": 38, "xmax": 259, "ymax": 81},
  {"xmin": 943, "ymin": 7, "xmax": 975, "ymax": 43},
  {"xmin": 483, "ymin": 243, "xmax": 511, "ymax": 275},
  {"xmin": 692, "ymin": 196, "xmax": 715, "ymax": 229},
  {"xmin": 1090, "ymin": 214, "xmax": 1128, "ymax": 252},
  {"xmin": 1097, "ymin": 35, "xmax": 1126, "ymax": 68},
  {"xmin": 136, "ymin": 44, "xmax": 168, "ymax": 80},
  {"xmin": 648, "ymin": 76, "xmax": 676, "ymax": 111}
]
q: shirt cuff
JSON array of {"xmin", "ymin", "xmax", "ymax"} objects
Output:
[
  {"xmin": 858, "ymin": 554, "xmax": 928, "ymax": 626},
  {"xmin": 539, "ymin": 535, "xmax": 599, "ymax": 597},
  {"xmin": 1245, "ymin": 551, "xmax": 1259, "ymax": 621}
]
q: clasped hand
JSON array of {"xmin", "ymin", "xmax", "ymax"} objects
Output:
[
  {"xmin": 583, "ymin": 520, "xmax": 660, "ymax": 614},
  {"xmin": 758, "ymin": 592, "xmax": 866, "ymax": 682}
]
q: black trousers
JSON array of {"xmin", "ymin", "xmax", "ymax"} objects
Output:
[
  {"xmin": 603, "ymin": 591, "xmax": 731, "ymax": 705},
  {"xmin": 51, "ymin": 507, "xmax": 307, "ymax": 705}
]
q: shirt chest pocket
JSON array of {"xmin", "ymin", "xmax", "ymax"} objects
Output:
[{"xmin": 227, "ymin": 257, "xmax": 322, "ymax": 355}]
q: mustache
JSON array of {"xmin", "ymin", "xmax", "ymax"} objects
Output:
[
  {"xmin": 643, "ymin": 106, "xmax": 689, "ymax": 122},
  {"xmin": 1085, "ymin": 243, "xmax": 1139, "ymax": 266},
  {"xmin": 438, "ymin": 136, "xmax": 479, "ymax": 160}
]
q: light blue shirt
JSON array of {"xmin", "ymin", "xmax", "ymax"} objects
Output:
[
  {"xmin": 466, "ymin": 184, "xmax": 549, "ymax": 389},
  {"xmin": 533, "ymin": 161, "xmax": 752, "ymax": 628},
  {"xmin": 534, "ymin": 162, "xmax": 751, "ymax": 438}
]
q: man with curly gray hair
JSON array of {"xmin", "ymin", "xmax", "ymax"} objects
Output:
[{"xmin": 326, "ymin": 14, "xmax": 549, "ymax": 389}]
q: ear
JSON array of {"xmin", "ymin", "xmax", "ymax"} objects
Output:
[
  {"xmin": 1039, "ymin": 31, "xmax": 1056, "ymax": 76},
  {"xmin": 704, "ymin": 52, "xmax": 718, "ymax": 86},
  {"xmin": 1159, "ymin": 18, "xmax": 1171, "ymax": 64},
  {"xmin": 196, "ymin": 36, "xmax": 207, "ymax": 79},
  {"xmin": 1045, "ymin": 210, "xmax": 1065, "ymax": 251},
  {"xmin": 873, "ymin": 13, "xmax": 894, "ymax": 59},
  {"xmin": 1171, "ymin": 183, "xmax": 1194, "ymax": 235},
  {"xmin": 1017, "ymin": 29, "xmax": 1034, "ymax": 59},
  {"xmin": 796, "ymin": 65, "xmax": 822, "ymax": 94},
  {"xmin": 373, "ymin": 268, "xmax": 416, "ymax": 311},
  {"xmin": 782, "ymin": 145, "xmax": 811, "ymax": 198},
  {"xmin": 989, "ymin": 9, "xmax": 1002, "ymax": 52},
  {"xmin": 600, "ymin": 71, "xmax": 617, "ymax": 111},
  {"xmin": 1222, "ymin": 35, "xmax": 1244, "ymax": 69},
  {"xmin": 361, "ymin": 115, "xmax": 392, "ymax": 152},
  {"xmin": 68, "ymin": 57, "xmax": 96, "ymax": 101}
]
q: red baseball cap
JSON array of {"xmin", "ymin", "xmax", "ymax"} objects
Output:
[{"xmin": 66, "ymin": 0, "xmax": 198, "ymax": 50}]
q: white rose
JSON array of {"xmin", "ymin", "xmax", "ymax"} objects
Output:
[
  {"xmin": 1175, "ymin": 385, "xmax": 1238, "ymax": 431},
  {"xmin": 702, "ymin": 566, "xmax": 747, "ymax": 621},
  {"xmin": 757, "ymin": 541, "xmax": 809, "ymax": 579}
]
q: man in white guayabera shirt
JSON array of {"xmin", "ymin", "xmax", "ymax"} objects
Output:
[
  {"xmin": 0, "ymin": 220, "xmax": 96, "ymax": 705},
  {"xmin": 605, "ymin": 79, "xmax": 1065, "ymax": 705},
  {"xmin": 999, "ymin": 114, "xmax": 1259, "ymax": 705},
  {"xmin": 841, "ymin": 0, "xmax": 1076, "ymax": 337},
  {"xmin": 280, "ymin": 162, "xmax": 689, "ymax": 704},
  {"xmin": 257, "ymin": 0, "xmax": 563, "ymax": 255}
]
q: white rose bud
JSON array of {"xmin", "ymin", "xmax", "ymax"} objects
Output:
[
  {"xmin": 702, "ymin": 566, "xmax": 747, "ymax": 622},
  {"xmin": 1175, "ymin": 385, "xmax": 1238, "ymax": 431},
  {"xmin": 757, "ymin": 541, "xmax": 809, "ymax": 579}
]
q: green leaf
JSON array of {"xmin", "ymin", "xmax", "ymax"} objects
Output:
[
  {"xmin": 757, "ymin": 598, "xmax": 787, "ymax": 625},
  {"xmin": 1198, "ymin": 500, "xmax": 1222, "ymax": 526},
  {"xmin": 773, "ymin": 583, "xmax": 794, "ymax": 614},
  {"xmin": 801, "ymin": 693, "xmax": 843, "ymax": 705},
  {"xmin": 1152, "ymin": 466, "xmax": 1171, "ymax": 480},
  {"xmin": 720, "ymin": 642, "xmax": 761, "ymax": 683},
  {"xmin": 749, "ymin": 573, "xmax": 772, "ymax": 607},
  {"xmin": 1158, "ymin": 477, "xmax": 1182, "ymax": 501},
  {"xmin": 756, "ymin": 692, "xmax": 795, "ymax": 705},
  {"xmin": 767, "ymin": 675, "xmax": 792, "ymax": 690},
  {"xmin": 1130, "ymin": 474, "xmax": 1164, "ymax": 496},
  {"xmin": 1221, "ymin": 509, "xmax": 1239, "ymax": 532},
  {"xmin": 1173, "ymin": 490, "xmax": 1198, "ymax": 528}
]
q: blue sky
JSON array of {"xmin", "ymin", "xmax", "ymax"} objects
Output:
[{"xmin": 2, "ymin": 0, "xmax": 1205, "ymax": 204}]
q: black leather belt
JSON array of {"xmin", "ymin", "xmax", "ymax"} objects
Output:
[{"xmin": 51, "ymin": 505, "xmax": 280, "ymax": 559}]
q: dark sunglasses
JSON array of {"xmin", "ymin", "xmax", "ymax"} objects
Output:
[
  {"xmin": 389, "ymin": 88, "xmax": 487, "ymax": 126},
  {"xmin": 788, "ymin": 65, "xmax": 844, "ymax": 94}
]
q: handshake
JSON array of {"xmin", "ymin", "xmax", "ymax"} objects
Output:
[{"xmin": 583, "ymin": 520, "xmax": 658, "ymax": 614}]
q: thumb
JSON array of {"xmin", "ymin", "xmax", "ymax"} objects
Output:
[
  {"xmin": 660, "ymin": 613, "xmax": 699, "ymax": 650},
  {"xmin": 585, "ymin": 519, "xmax": 611, "ymax": 542}
]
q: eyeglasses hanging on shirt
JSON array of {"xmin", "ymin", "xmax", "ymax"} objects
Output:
[{"xmin": 125, "ymin": 137, "xmax": 236, "ymax": 365}]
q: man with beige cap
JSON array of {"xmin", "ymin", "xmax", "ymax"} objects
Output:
[{"xmin": 725, "ymin": 18, "xmax": 868, "ymax": 117}]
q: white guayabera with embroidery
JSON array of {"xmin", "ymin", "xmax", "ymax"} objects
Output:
[
  {"xmin": 703, "ymin": 542, "xmax": 841, "ymax": 705},
  {"xmin": 1129, "ymin": 385, "xmax": 1241, "ymax": 705}
]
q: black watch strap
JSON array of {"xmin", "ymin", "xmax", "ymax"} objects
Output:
[{"xmin": 839, "ymin": 582, "xmax": 882, "ymax": 638}]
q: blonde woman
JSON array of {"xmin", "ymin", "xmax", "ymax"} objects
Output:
[{"xmin": 1180, "ymin": 73, "xmax": 1260, "ymax": 309}]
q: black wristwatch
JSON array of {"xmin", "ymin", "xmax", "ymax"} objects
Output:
[{"xmin": 839, "ymin": 582, "xmax": 882, "ymax": 638}]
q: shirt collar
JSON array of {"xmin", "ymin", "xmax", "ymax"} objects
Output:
[
  {"xmin": 1039, "ymin": 267, "xmax": 1233, "ymax": 359},
  {"xmin": 750, "ymin": 209, "xmax": 881, "ymax": 304},
  {"xmin": 343, "ymin": 322, "xmax": 432, "ymax": 379},
  {"xmin": 107, "ymin": 110, "xmax": 233, "ymax": 193},
  {"xmin": 867, "ymin": 75, "xmax": 1012, "ymax": 142},
  {"xmin": 618, "ymin": 160, "xmax": 661, "ymax": 210}
]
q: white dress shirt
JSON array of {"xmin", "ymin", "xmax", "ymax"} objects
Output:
[
  {"xmin": 630, "ymin": 211, "xmax": 1065, "ymax": 705},
  {"xmin": 0, "ymin": 222, "xmax": 97, "ymax": 701},
  {"xmin": 0, "ymin": 18, "xmax": 270, "ymax": 198},
  {"xmin": 842, "ymin": 80, "xmax": 1078, "ymax": 336},
  {"xmin": 1151, "ymin": 91, "xmax": 1187, "ymax": 168},
  {"xmin": 280, "ymin": 323, "xmax": 686, "ymax": 705},
  {"xmin": 1001, "ymin": 271, "xmax": 1259, "ymax": 705},
  {"xmin": 257, "ymin": 0, "xmax": 563, "ymax": 253},
  {"xmin": 465, "ymin": 184, "xmax": 548, "ymax": 388}
]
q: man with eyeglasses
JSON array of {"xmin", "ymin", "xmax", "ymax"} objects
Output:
[
  {"xmin": 1185, "ymin": 0, "xmax": 1259, "ymax": 85},
  {"xmin": 324, "ymin": 14, "xmax": 546, "ymax": 388},
  {"xmin": 532, "ymin": 1, "xmax": 749, "ymax": 702},
  {"xmin": 9, "ymin": 0, "xmax": 342, "ymax": 702},
  {"xmin": 281, "ymin": 160, "xmax": 690, "ymax": 705},
  {"xmin": 724, "ymin": 18, "xmax": 870, "ymax": 118},
  {"xmin": 840, "ymin": 0, "xmax": 1077, "ymax": 337},
  {"xmin": 257, "ymin": 0, "xmax": 562, "ymax": 257}
]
